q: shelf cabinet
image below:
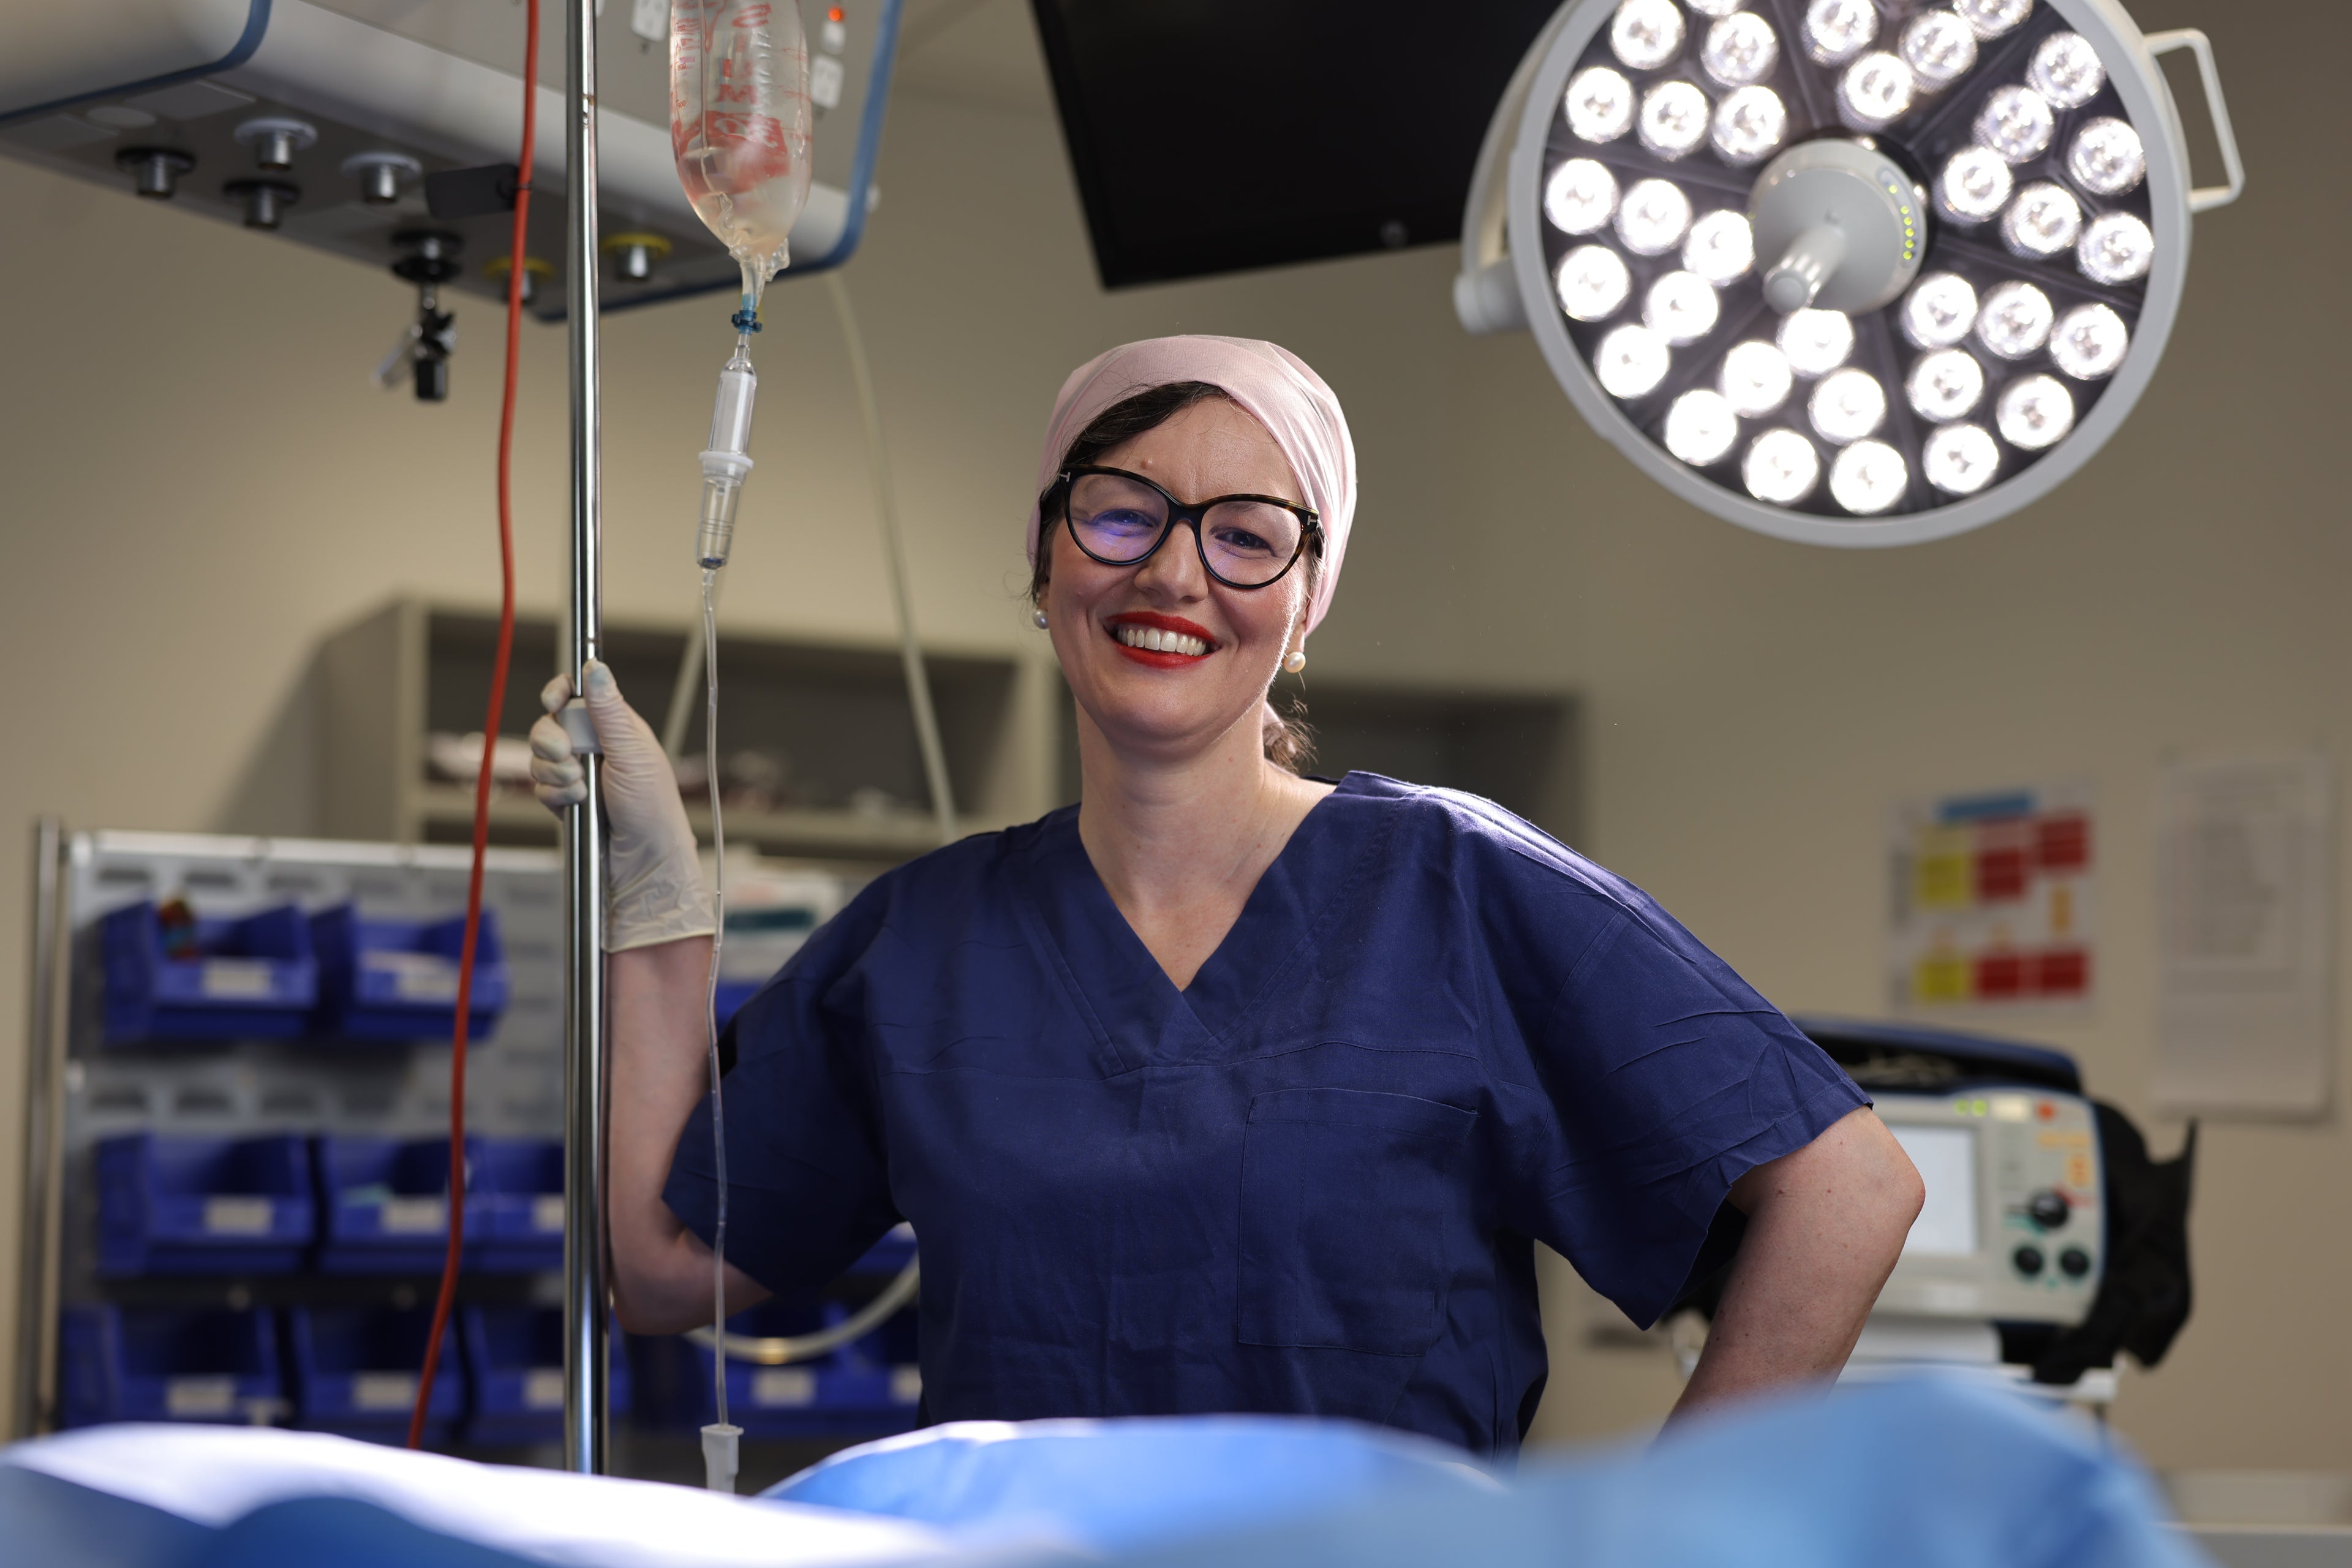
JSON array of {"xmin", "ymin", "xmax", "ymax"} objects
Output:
[{"xmin": 318, "ymin": 598, "xmax": 1061, "ymax": 866}]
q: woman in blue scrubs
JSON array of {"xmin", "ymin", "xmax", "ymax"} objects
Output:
[{"xmin": 530, "ymin": 336, "xmax": 1923, "ymax": 1457}]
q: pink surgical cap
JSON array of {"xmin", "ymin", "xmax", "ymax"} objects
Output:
[{"xmin": 1025, "ymin": 335, "xmax": 1357, "ymax": 635}]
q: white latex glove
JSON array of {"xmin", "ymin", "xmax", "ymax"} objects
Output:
[{"xmin": 528, "ymin": 660, "xmax": 715, "ymax": 952}]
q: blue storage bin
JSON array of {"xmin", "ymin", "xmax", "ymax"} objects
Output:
[
  {"xmin": 285, "ymin": 1306, "xmax": 464, "ymax": 1443},
  {"xmin": 99, "ymin": 902, "xmax": 317, "ymax": 1044},
  {"xmin": 314, "ymin": 1135, "xmax": 470, "ymax": 1274},
  {"xmin": 466, "ymin": 1139, "xmax": 565, "ymax": 1274},
  {"xmin": 58, "ymin": 1304, "xmax": 283, "ymax": 1428},
  {"xmin": 458, "ymin": 1308, "xmax": 630, "ymax": 1447},
  {"xmin": 311, "ymin": 904, "xmax": 509, "ymax": 1042},
  {"xmin": 95, "ymin": 1133, "xmax": 315, "ymax": 1276},
  {"xmin": 642, "ymin": 1295, "xmax": 921, "ymax": 1439}
]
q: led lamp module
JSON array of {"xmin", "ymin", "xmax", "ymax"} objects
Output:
[{"xmin": 1458, "ymin": 0, "xmax": 2245, "ymax": 545}]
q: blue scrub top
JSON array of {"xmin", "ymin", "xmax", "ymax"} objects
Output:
[{"xmin": 666, "ymin": 773, "xmax": 1868, "ymax": 1457}]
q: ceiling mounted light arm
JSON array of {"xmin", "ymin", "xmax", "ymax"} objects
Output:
[{"xmin": 1457, "ymin": 0, "xmax": 2245, "ymax": 548}]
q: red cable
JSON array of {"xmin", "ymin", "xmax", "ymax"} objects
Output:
[{"xmin": 410, "ymin": 0, "xmax": 536, "ymax": 1450}]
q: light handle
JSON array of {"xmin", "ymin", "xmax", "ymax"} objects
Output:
[{"xmin": 2143, "ymin": 29, "xmax": 2244, "ymax": 214}]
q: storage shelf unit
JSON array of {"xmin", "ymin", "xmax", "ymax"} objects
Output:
[
  {"xmin": 16, "ymin": 829, "xmax": 924, "ymax": 1467},
  {"xmin": 1060, "ymin": 673, "xmax": 1581, "ymax": 840},
  {"xmin": 320, "ymin": 598, "xmax": 1065, "ymax": 865}
]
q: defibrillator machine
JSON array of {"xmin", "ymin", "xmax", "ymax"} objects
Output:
[{"xmin": 1798, "ymin": 1019, "xmax": 2195, "ymax": 1408}]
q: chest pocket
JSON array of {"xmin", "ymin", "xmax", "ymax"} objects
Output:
[{"xmin": 1236, "ymin": 1087, "xmax": 1477, "ymax": 1357}]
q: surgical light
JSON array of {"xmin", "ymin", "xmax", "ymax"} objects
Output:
[
  {"xmin": 2030, "ymin": 32, "xmax": 2106, "ymax": 108},
  {"xmin": 1901, "ymin": 12, "xmax": 1978, "ymax": 88},
  {"xmin": 1901, "ymin": 273, "xmax": 1978, "ymax": 349},
  {"xmin": 2079, "ymin": 211, "xmax": 2154, "ymax": 282},
  {"xmin": 1720, "ymin": 339, "xmax": 1793, "ymax": 417},
  {"xmin": 1907, "ymin": 349, "xmax": 1986, "ymax": 421},
  {"xmin": 1556, "ymin": 244, "xmax": 1635, "ymax": 319},
  {"xmin": 2002, "ymin": 183, "xmax": 2083, "ymax": 257},
  {"xmin": 1683, "ymin": 210, "xmax": 1756, "ymax": 285},
  {"xmin": 1779, "ymin": 308, "xmax": 1853, "ymax": 377},
  {"xmin": 1976, "ymin": 280, "xmax": 2054, "ymax": 358},
  {"xmin": 1455, "ymin": 0, "xmax": 2244, "ymax": 545},
  {"xmin": 1702, "ymin": 13, "xmax": 1779, "ymax": 88},
  {"xmin": 1809, "ymin": 367, "xmax": 1887, "ymax": 444},
  {"xmin": 1938, "ymin": 146, "xmax": 2014, "ymax": 224},
  {"xmin": 1616, "ymin": 178, "xmax": 1694, "ymax": 255},
  {"xmin": 1612, "ymin": 0, "xmax": 1686, "ymax": 71},
  {"xmin": 1924, "ymin": 422, "xmax": 2002, "ymax": 494},
  {"xmin": 1976, "ymin": 85, "xmax": 2056, "ymax": 164},
  {"xmin": 1997, "ymin": 373, "xmax": 2076, "ymax": 448},
  {"xmin": 2051, "ymin": 303, "xmax": 2129, "ymax": 379},
  {"xmin": 1839, "ymin": 53, "xmax": 1917, "ymax": 131},
  {"xmin": 1830, "ymin": 440, "xmax": 1909, "ymax": 514},
  {"xmin": 1665, "ymin": 388, "xmax": 1741, "ymax": 465},
  {"xmin": 1545, "ymin": 159, "xmax": 1620, "ymax": 235},
  {"xmin": 1803, "ymin": 0, "xmax": 1877, "ymax": 66},
  {"xmin": 1712, "ymin": 87, "xmax": 1789, "ymax": 165},
  {"xmin": 1744, "ymin": 428, "xmax": 1822, "ymax": 503},
  {"xmin": 1645, "ymin": 270, "xmax": 1721, "ymax": 343},
  {"xmin": 1639, "ymin": 80, "xmax": 1713, "ymax": 159},
  {"xmin": 1566, "ymin": 67, "xmax": 1638, "ymax": 142},
  {"xmin": 1957, "ymin": 0, "xmax": 2034, "ymax": 40},
  {"xmin": 2070, "ymin": 118, "xmax": 2146, "ymax": 195}
]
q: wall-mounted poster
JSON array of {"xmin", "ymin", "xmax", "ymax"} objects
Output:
[
  {"xmin": 2154, "ymin": 755, "xmax": 2334, "ymax": 1117},
  {"xmin": 1889, "ymin": 783, "xmax": 2095, "ymax": 1012}
]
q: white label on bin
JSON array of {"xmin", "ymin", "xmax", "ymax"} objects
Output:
[
  {"xmin": 890, "ymin": 1366, "xmax": 922, "ymax": 1405},
  {"xmin": 166, "ymin": 1376, "xmax": 238, "ymax": 1417},
  {"xmin": 203, "ymin": 1196, "xmax": 274, "ymax": 1235},
  {"xmin": 369, "ymin": 951, "xmax": 461, "ymax": 1003},
  {"xmin": 524, "ymin": 1368, "xmax": 565, "ymax": 1409},
  {"xmin": 811, "ymin": 52, "xmax": 845, "ymax": 108},
  {"xmin": 751, "ymin": 1368, "xmax": 816, "ymax": 1408},
  {"xmin": 201, "ymin": 959, "xmax": 275, "ymax": 999},
  {"xmin": 354, "ymin": 1372, "xmax": 418, "ymax": 1411},
  {"xmin": 532, "ymin": 1195, "xmax": 565, "ymax": 1233},
  {"xmin": 380, "ymin": 1197, "xmax": 447, "ymax": 1234}
]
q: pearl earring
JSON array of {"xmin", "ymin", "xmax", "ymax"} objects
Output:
[
  {"xmin": 1033, "ymin": 609, "xmax": 1050, "ymax": 629},
  {"xmin": 1281, "ymin": 649, "xmax": 1306, "ymax": 674}
]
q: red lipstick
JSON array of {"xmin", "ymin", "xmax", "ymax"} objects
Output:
[{"xmin": 1104, "ymin": 611, "xmax": 1218, "ymax": 668}]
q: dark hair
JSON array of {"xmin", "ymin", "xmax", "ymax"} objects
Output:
[{"xmin": 1031, "ymin": 381, "xmax": 1317, "ymax": 773}]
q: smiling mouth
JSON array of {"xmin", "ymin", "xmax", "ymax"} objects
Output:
[{"xmin": 1110, "ymin": 623, "xmax": 1212, "ymax": 657}]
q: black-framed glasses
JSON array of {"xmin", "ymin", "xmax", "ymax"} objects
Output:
[{"xmin": 1053, "ymin": 466, "xmax": 1321, "ymax": 590}]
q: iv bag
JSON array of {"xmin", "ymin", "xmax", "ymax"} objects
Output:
[{"xmin": 671, "ymin": 0, "xmax": 815, "ymax": 292}]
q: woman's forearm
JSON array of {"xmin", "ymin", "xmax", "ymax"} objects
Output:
[
  {"xmin": 1668, "ymin": 1106, "xmax": 1924, "ymax": 1422},
  {"xmin": 607, "ymin": 937, "xmax": 771, "ymax": 1333}
]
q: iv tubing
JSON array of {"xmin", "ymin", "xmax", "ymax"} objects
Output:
[
  {"xmin": 682, "ymin": 274, "xmax": 944, "ymax": 1376},
  {"xmin": 702, "ymin": 562, "xmax": 730, "ymax": 1433},
  {"xmin": 410, "ymin": 0, "xmax": 535, "ymax": 1452}
]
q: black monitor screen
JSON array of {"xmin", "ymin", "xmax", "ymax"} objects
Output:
[{"xmin": 1030, "ymin": 2, "xmax": 1563, "ymax": 288}]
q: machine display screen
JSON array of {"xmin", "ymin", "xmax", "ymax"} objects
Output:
[{"xmin": 1890, "ymin": 1126, "xmax": 1979, "ymax": 1257}]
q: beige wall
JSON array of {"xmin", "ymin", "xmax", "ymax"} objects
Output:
[{"xmin": 1, "ymin": 0, "xmax": 2342, "ymax": 1472}]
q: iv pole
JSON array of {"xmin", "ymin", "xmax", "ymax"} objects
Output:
[{"xmin": 562, "ymin": 0, "xmax": 611, "ymax": 1475}]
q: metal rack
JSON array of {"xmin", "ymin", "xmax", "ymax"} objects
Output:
[{"xmin": 11, "ymin": 824, "xmax": 921, "ymax": 1461}]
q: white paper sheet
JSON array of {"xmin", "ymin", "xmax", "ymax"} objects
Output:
[{"xmin": 2154, "ymin": 755, "xmax": 2335, "ymax": 1115}]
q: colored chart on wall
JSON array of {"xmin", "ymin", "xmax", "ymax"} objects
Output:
[{"xmin": 1888, "ymin": 784, "xmax": 2095, "ymax": 1011}]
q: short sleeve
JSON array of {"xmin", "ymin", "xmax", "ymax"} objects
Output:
[
  {"xmin": 1523, "ymin": 907, "xmax": 1870, "ymax": 1329},
  {"xmin": 663, "ymin": 899, "xmax": 902, "ymax": 1295}
]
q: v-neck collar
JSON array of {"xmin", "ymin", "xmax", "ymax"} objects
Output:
[{"xmin": 1012, "ymin": 772, "xmax": 1394, "ymax": 1067}]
